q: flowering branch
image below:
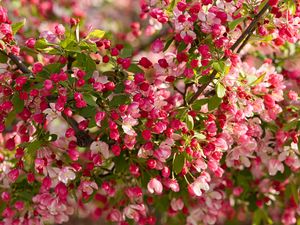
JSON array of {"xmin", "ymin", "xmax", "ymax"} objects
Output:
[
  {"xmin": 188, "ymin": 3, "xmax": 271, "ymax": 104},
  {"xmin": 1, "ymin": 50, "xmax": 93, "ymax": 147}
]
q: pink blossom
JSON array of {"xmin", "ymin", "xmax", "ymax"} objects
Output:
[
  {"xmin": 151, "ymin": 39, "xmax": 164, "ymax": 53},
  {"xmin": 55, "ymin": 24, "xmax": 65, "ymax": 36},
  {"xmin": 90, "ymin": 141, "xmax": 110, "ymax": 159},
  {"xmin": 170, "ymin": 198, "xmax": 184, "ymax": 211},
  {"xmin": 58, "ymin": 167, "xmax": 76, "ymax": 184},
  {"xmin": 79, "ymin": 180, "xmax": 98, "ymax": 195},
  {"xmin": 268, "ymin": 159, "xmax": 284, "ymax": 176},
  {"xmin": 147, "ymin": 178, "xmax": 163, "ymax": 195}
]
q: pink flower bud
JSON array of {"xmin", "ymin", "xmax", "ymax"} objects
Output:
[
  {"xmin": 55, "ymin": 182, "xmax": 68, "ymax": 200},
  {"xmin": 288, "ymin": 90, "xmax": 298, "ymax": 101},
  {"xmin": 139, "ymin": 57, "xmax": 152, "ymax": 69},
  {"xmin": 151, "ymin": 39, "xmax": 164, "ymax": 53},
  {"xmin": 32, "ymin": 62, "xmax": 43, "ymax": 74},
  {"xmin": 1, "ymin": 192, "xmax": 10, "ymax": 202},
  {"xmin": 55, "ymin": 24, "xmax": 65, "ymax": 36},
  {"xmin": 95, "ymin": 111, "xmax": 106, "ymax": 126},
  {"xmin": 14, "ymin": 201, "xmax": 24, "ymax": 211},
  {"xmin": 44, "ymin": 79, "xmax": 53, "ymax": 90},
  {"xmin": 8, "ymin": 169, "xmax": 19, "ymax": 182}
]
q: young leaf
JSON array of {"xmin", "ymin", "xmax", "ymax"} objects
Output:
[
  {"xmin": 83, "ymin": 94, "xmax": 98, "ymax": 107},
  {"xmin": 216, "ymin": 82, "xmax": 226, "ymax": 98},
  {"xmin": 173, "ymin": 153, "xmax": 185, "ymax": 175},
  {"xmin": 192, "ymin": 99, "xmax": 208, "ymax": 111},
  {"xmin": 212, "ymin": 61, "xmax": 226, "ymax": 74},
  {"xmin": 87, "ymin": 29, "xmax": 105, "ymax": 39},
  {"xmin": 24, "ymin": 140, "xmax": 43, "ymax": 170},
  {"xmin": 186, "ymin": 115, "xmax": 194, "ymax": 130},
  {"xmin": 193, "ymin": 132, "xmax": 206, "ymax": 140},
  {"xmin": 250, "ymin": 73, "xmax": 266, "ymax": 86},
  {"xmin": 73, "ymin": 53, "xmax": 96, "ymax": 75},
  {"xmin": 120, "ymin": 45, "xmax": 133, "ymax": 58},
  {"xmin": 228, "ymin": 17, "xmax": 244, "ymax": 30},
  {"xmin": 109, "ymin": 95, "xmax": 131, "ymax": 107},
  {"xmin": 208, "ymin": 95, "xmax": 222, "ymax": 111},
  {"xmin": 12, "ymin": 19, "xmax": 26, "ymax": 35},
  {"xmin": 35, "ymin": 39, "xmax": 51, "ymax": 49},
  {"xmin": 164, "ymin": 38, "xmax": 174, "ymax": 52},
  {"xmin": 11, "ymin": 93, "xmax": 24, "ymax": 113},
  {"xmin": 127, "ymin": 64, "xmax": 144, "ymax": 73}
]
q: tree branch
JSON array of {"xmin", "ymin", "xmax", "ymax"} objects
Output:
[
  {"xmin": 2, "ymin": 49, "xmax": 94, "ymax": 147},
  {"xmin": 62, "ymin": 113, "xmax": 94, "ymax": 147},
  {"xmin": 188, "ymin": 3, "xmax": 270, "ymax": 105},
  {"xmin": 0, "ymin": 50, "xmax": 32, "ymax": 74}
]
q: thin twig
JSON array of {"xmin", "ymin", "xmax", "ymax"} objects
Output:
[
  {"xmin": 187, "ymin": 3, "xmax": 270, "ymax": 105},
  {"xmin": 0, "ymin": 50, "xmax": 32, "ymax": 74},
  {"xmin": 62, "ymin": 113, "xmax": 93, "ymax": 147}
]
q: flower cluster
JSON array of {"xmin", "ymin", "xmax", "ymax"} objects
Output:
[{"xmin": 0, "ymin": 0, "xmax": 300, "ymax": 225}]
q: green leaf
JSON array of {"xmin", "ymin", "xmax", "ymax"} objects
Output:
[
  {"xmin": 114, "ymin": 83, "xmax": 125, "ymax": 94},
  {"xmin": 73, "ymin": 53, "xmax": 96, "ymax": 75},
  {"xmin": 87, "ymin": 29, "xmax": 105, "ymax": 39},
  {"xmin": 186, "ymin": 115, "xmax": 194, "ymax": 130},
  {"xmin": 44, "ymin": 63, "xmax": 65, "ymax": 74},
  {"xmin": 113, "ymin": 151, "xmax": 129, "ymax": 173},
  {"xmin": 120, "ymin": 45, "xmax": 133, "ymax": 58},
  {"xmin": 173, "ymin": 153, "xmax": 185, "ymax": 175},
  {"xmin": 193, "ymin": 132, "xmax": 206, "ymax": 140},
  {"xmin": 208, "ymin": 95, "xmax": 222, "ymax": 111},
  {"xmin": 163, "ymin": 38, "xmax": 173, "ymax": 52},
  {"xmin": 198, "ymin": 75, "xmax": 211, "ymax": 84},
  {"xmin": 192, "ymin": 99, "xmax": 208, "ymax": 111},
  {"xmin": 228, "ymin": 17, "xmax": 244, "ymax": 30},
  {"xmin": 5, "ymin": 111, "xmax": 17, "ymax": 127},
  {"xmin": 252, "ymin": 209, "xmax": 264, "ymax": 225},
  {"xmin": 212, "ymin": 61, "xmax": 226, "ymax": 74},
  {"xmin": 63, "ymin": 40, "xmax": 81, "ymax": 53},
  {"xmin": 11, "ymin": 93, "xmax": 24, "ymax": 113},
  {"xmin": 127, "ymin": 64, "xmax": 144, "ymax": 73},
  {"xmin": 0, "ymin": 52, "xmax": 8, "ymax": 63},
  {"xmin": 12, "ymin": 19, "xmax": 26, "ymax": 35},
  {"xmin": 216, "ymin": 82, "xmax": 226, "ymax": 98},
  {"xmin": 109, "ymin": 95, "xmax": 131, "ymax": 107},
  {"xmin": 24, "ymin": 140, "xmax": 43, "ymax": 170},
  {"xmin": 250, "ymin": 73, "xmax": 266, "ymax": 86},
  {"xmin": 291, "ymin": 183, "xmax": 299, "ymax": 204},
  {"xmin": 35, "ymin": 39, "xmax": 52, "ymax": 50},
  {"xmin": 178, "ymin": 42, "xmax": 187, "ymax": 52},
  {"xmin": 77, "ymin": 106, "xmax": 97, "ymax": 118},
  {"xmin": 83, "ymin": 94, "xmax": 98, "ymax": 107},
  {"xmin": 283, "ymin": 119, "xmax": 300, "ymax": 131},
  {"xmin": 79, "ymin": 41, "xmax": 98, "ymax": 52},
  {"xmin": 287, "ymin": 0, "xmax": 296, "ymax": 14},
  {"xmin": 60, "ymin": 32, "xmax": 76, "ymax": 49}
]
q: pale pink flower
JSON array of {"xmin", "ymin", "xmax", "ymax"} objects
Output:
[
  {"xmin": 58, "ymin": 167, "xmax": 76, "ymax": 184},
  {"xmin": 147, "ymin": 178, "xmax": 163, "ymax": 195},
  {"xmin": 268, "ymin": 158, "xmax": 284, "ymax": 176},
  {"xmin": 90, "ymin": 141, "xmax": 110, "ymax": 159},
  {"xmin": 171, "ymin": 198, "xmax": 184, "ymax": 211}
]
